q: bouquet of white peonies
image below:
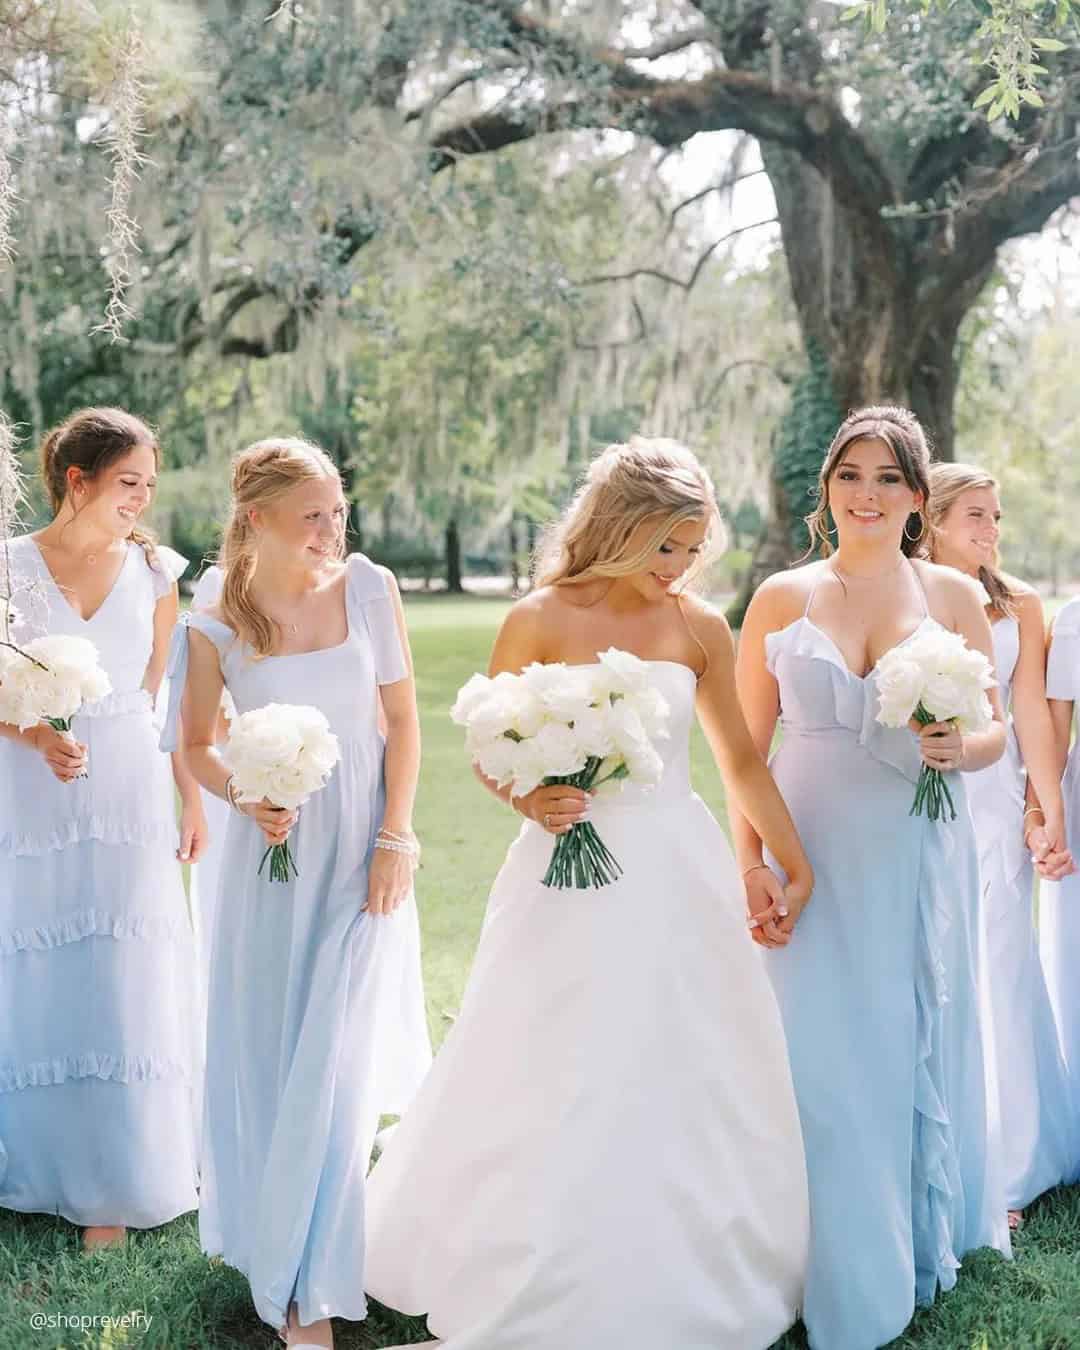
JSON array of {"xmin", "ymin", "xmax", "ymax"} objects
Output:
[
  {"xmin": 876, "ymin": 627, "xmax": 995, "ymax": 822},
  {"xmin": 451, "ymin": 648, "xmax": 670, "ymax": 889},
  {"xmin": 223, "ymin": 702, "xmax": 341, "ymax": 882},
  {"xmin": 0, "ymin": 634, "xmax": 112, "ymax": 777}
]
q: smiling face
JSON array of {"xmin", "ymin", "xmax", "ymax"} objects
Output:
[
  {"xmin": 622, "ymin": 514, "xmax": 708, "ymax": 600},
  {"xmin": 251, "ymin": 472, "xmax": 347, "ymax": 567},
  {"xmin": 935, "ymin": 484, "xmax": 1001, "ymax": 573},
  {"xmin": 827, "ymin": 437, "xmax": 923, "ymax": 549},
  {"xmin": 70, "ymin": 443, "xmax": 158, "ymax": 540}
]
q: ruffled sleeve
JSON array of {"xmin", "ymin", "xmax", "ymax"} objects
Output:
[
  {"xmin": 1047, "ymin": 598, "xmax": 1080, "ymax": 700},
  {"xmin": 191, "ymin": 564, "xmax": 223, "ymax": 610},
  {"xmin": 158, "ymin": 612, "xmax": 233, "ymax": 751},
  {"xmin": 150, "ymin": 544, "xmax": 190, "ymax": 600},
  {"xmin": 347, "ymin": 553, "xmax": 408, "ymax": 685}
]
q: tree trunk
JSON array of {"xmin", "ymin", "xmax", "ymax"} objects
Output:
[
  {"xmin": 726, "ymin": 148, "xmax": 996, "ymax": 626},
  {"xmin": 445, "ymin": 517, "xmax": 463, "ymax": 594}
]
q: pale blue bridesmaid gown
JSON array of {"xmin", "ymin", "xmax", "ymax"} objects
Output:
[
  {"xmin": 0, "ymin": 535, "xmax": 199, "ymax": 1227},
  {"xmin": 763, "ymin": 564, "xmax": 1009, "ymax": 1350},
  {"xmin": 1040, "ymin": 598, "xmax": 1080, "ymax": 1078},
  {"xmin": 161, "ymin": 551, "xmax": 431, "ymax": 1332},
  {"xmin": 966, "ymin": 614, "xmax": 1076, "ymax": 1209}
]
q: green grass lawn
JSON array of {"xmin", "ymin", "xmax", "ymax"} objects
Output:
[{"xmin": 3, "ymin": 593, "xmax": 1080, "ymax": 1348}]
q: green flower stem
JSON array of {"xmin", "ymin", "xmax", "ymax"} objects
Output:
[
  {"xmin": 540, "ymin": 756, "xmax": 625, "ymax": 890},
  {"xmin": 258, "ymin": 839, "xmax": 299, "ymax": 883},
  {"xmin": 908, "ymin": 704, "xmax": 958, "ymax": 824}
]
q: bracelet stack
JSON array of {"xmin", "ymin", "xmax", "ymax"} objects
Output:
[
  {"xmin": 224, "ymin": 774, "xmax": 243, "ymax": 813},
  {"xmin": 375, "ymin": 827, "xmax": 421, "ymax": 868}
]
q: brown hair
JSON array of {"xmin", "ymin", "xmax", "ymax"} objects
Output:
[
  {"xmin": 928, "ymin": 461, "xmax": 1017, "ymax": 618},
  {"xmin": 219, "ymin": 437, "xmax": 344, "ymax": 658},
  {"xmin": 804, "ymin": 405, "xmax": 932, "ymax": 558},
  {"xmin": 533, "ymin": 436, "xmax": 726, "ymax": 591},
  {"xmin": 39, "ymin": 407, "xmax": 160, "ymax": 566}
]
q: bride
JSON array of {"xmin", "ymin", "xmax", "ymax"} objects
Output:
[{"xmin": 365, "ymin": 436, "xmax": 814, "ymax": 1350}]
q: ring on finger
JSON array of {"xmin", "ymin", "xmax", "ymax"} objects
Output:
[{"xmin": 543, "ymin": 813, "xmax": 551, "ymax": 828}]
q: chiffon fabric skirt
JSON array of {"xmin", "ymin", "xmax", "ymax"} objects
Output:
[
  {"xmin": 765, "ymin": 727, "xmax": 1009, "ymax": 1350},
  {"xmin": 966, "ymin": 732, "xmax": 1078, "ymax": 1210}
]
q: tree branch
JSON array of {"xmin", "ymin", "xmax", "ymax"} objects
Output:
[
  {"xmin": 573, "ymin": 296, "xmax": 648, "ymax": 350},
  {"xmin": 578, "ymin": 214, "xmax": 778, "ymax": 290}
]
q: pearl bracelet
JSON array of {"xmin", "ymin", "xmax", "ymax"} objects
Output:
[{"xmin": 374, "ymin": 836, "xmax": 420, "ymax": 866}]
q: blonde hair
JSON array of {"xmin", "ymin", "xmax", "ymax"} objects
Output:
[
  {"xmin": 804, "ymin": 405, "xmax": 932, "ymax": 559},
  {"xmin": 928, "ymin": 461, "xmax": 1017, "ymax": 618},
  {"xmin": 533, "ymin": 436, "xmax": 725, "ymax": 591},
  {"xmin": 219, "ymin": 437, "xmax": 344, "ymax": 657}
]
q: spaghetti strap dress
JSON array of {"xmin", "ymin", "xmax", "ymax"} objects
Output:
[{"xmin": 762, "ymin": 564, "xmax": 1009, "ymax": 1350}]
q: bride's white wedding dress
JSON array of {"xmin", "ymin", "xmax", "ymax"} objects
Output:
[{"xmin": 365, "ymin": 660, "xmax": 809, "ymax": 1350}]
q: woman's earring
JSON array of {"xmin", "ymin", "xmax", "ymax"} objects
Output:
[{"xmin": 903, "ymin": 512, "xmax": 927, "ymax": 544}]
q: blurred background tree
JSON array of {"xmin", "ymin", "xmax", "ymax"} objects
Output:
[{"xmin": 1, "ymin": 0, "xmax": 1077, "ymax": 603}]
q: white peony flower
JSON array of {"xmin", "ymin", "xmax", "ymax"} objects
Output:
[
  {"xmin": 876, "ymin": 628, "xmax": 995, "ymax": 733},
  {"xmin": 596, "ymin": 647, "xmax": 652, "ymax": 695},
  {"xmin": 450, "ymin": 672, "xmax": 495, "ymax": 725},
  {"xmin": 522, "ymin": 661, "xmax": 597, "ymax": 724},
  {"xmin": 875, "ymin": 653, "xmax": 925, "ymax": 728},
  {"xmin": 0, "ymin": 634, "xmax": 112, "ymax": 730},
  {"xmin": 476, "ymin": 735, "xmax": 523, "ymax": 788},
  {"xmin": 224, "ymin": 702, "xmax": 340, "ymax": 809},
  {"xmin": 508, "ymin": 738, "xmax": 550, "ymax": 798},
  {"xmin": 531, "ymin": 720, "xmax": 589, "ymax": 780},
  {"xmin": 571, "ymin": 704, "xmax": 617, "ymax": 760}
]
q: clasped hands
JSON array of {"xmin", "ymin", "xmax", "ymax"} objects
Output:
[
  {"xmin": 744, "ymin": 865, "xmax": 812, "ymax": 950},
  {"xmin": 1024, "ymin": 808, "xmax": 1076, "ymax": 881}
]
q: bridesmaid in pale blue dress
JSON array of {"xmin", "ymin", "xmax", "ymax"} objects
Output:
[
  {"xmin": 928, "ymin": 462, "xmax": 1078, "ymax": 1225},
  {"xmin": 162, "ymin": 437, "xmax": 430, "ymax": 1350},
  {"xmin": 0, "ymin": 407, "xmax": 204, "ymax": 1249},
  {"xmin": 735, "ymin": 406, "xmax": 1010, "ymax": 1350},
  {"xmin": 1040, "ymin": 599, "xmax": 1080, "ymax": 1077}
]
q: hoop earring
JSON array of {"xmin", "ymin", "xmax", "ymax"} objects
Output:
[{"xmin": 903, "ymin": 513, "xmax": 926, "ymax": 544}]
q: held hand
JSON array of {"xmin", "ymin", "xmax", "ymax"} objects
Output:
[
  {"xmin": 1026, "ymin": 823, "xmax": 1077, "ymax": 880},
  {"xmin": 512, "ymin": 783, "xmax": 590, "ymax": 835},
  {"xmin": 365, "ymin": 846, "xmax": 413, "ymax": 916},
  {"xmin": 744, "ymin": 866, "xmax": 792, "ymax": 949},
  {"xmin": 178, "ymin": 797, "xmax": 209, "ymax": 864},
  {"xmin": 240, "ymin": 798, "xmax": 299, "ymax": 847},
  {"xmin": 915, "ymin": 721, "xmax": 964, "ymax": 772},
  {"xmin": 1039, "ymin": 805, "xmax": 1068, "ymax": 858},
  {"xmin": 777, "ymin": 870, "xmax": 813, "ymax": 939},
  {"xmin": 26, "ymin": 724, "xmax": 87, "ymax": 782}
]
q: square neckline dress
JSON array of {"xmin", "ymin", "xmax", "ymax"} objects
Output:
[{"xmin": 160, "ymin": 551, "xmax": 431, "ymax": 1330}]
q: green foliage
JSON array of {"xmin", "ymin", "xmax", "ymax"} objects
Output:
[
  {"xmin": 844, "ymin": 0, "xmax": 1075, "ymax": 119},
  {"xmin": 773, "ymin": 346, "xmax": 842, "ymax": 555}
]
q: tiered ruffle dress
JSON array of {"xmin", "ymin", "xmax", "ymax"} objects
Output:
[{"xmin": 0, "ymin": 535, "xmax": 199, "ymax": 1228}]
